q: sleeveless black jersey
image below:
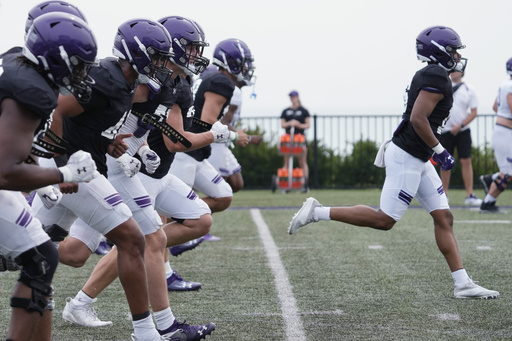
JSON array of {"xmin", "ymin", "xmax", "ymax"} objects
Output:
[
  {"xmin": 392, "ymin": 64, "xmax": 453, "ymax": 162},
  {"xmin": 63, "ymin": 57, "xmax": 136, "ymax": 176},
  {"xmin": 185, "ymin": 72, "xmax": 234, "ymax": 161},
  {"xmin": 0, "ymin": 47, "xmax": 58, "ymax": 138},
  {"xmin": 139, "ymin": 76, "xmax": 193, "ymax": 179}
]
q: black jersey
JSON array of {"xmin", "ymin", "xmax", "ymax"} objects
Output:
[
  {"xmin": 280, "ymin": 105, "xmax": 310, "ymax": 135},
  {"xmin": 63, "ymin": 57, "xmax": 136, "ymax": 176},
  {"xmin": 392, "ymin": 64, "xmax": 453, "ymax": 162},
  {"xmin": 185, "ymin": 72, "xmax": 234, "ymax": 161},
  {"xmin": 0, "ymin": 47, "xmax": 58, "ymax": 138},
  {"xmin": 139, "ymin": 76, "xmax": 193, "ymax": 179}
]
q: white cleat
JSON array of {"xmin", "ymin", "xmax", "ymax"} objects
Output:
[
  {"xmin": 288, "ymin": 197, "xmax": 322, "ymax": 235},
  {"xmin": 62, "ymin": 297, "xmax": 113, "ymax": 327},
  {"xmin": 454, "ymin": 280, "xmax": 500, "ymax": 299}
]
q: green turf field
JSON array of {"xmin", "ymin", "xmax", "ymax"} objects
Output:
[{"xmin": 1, "ymin": 189, "xmax": 511, "ymax": 340}]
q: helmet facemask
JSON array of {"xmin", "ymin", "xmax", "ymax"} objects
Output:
[{"xmin": 137, "ymin": 47, "xmax": 174, "ymax": 93}]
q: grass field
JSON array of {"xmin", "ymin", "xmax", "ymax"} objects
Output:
[{"xmin": 1, "ymin": 189, "xmax": 511, "ymax": 340}]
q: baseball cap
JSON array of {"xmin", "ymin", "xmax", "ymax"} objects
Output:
[{"xmin": 289, "ymin": 90, "xmax": 299, "ymax": 97}]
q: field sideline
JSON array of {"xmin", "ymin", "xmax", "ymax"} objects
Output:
[{"xmin": 1, "ymin": 189, "xmax": 511, "ymax": 340}]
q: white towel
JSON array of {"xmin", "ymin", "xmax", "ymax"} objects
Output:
[{"xmin": 374, "ymin": 139, "xmax": 392, "ymax": 168}]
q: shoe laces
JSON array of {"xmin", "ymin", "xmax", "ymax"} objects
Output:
[
  {"xmin": 78, "ymin": 298, "xmax": 101, "ymax": 319},
  {"xmin": 171, "ymin": 271, "xmax": 185, "ymax": 282}
]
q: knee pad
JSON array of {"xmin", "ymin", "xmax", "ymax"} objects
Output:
[
  {"xmin": 43, "ymin": 224, "xmax": 69, "ymax": 242},
  {"xmin": 10, "ymin": 241, "xmax": 59, "ymax": 315}
]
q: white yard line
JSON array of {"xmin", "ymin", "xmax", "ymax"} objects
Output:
[{"xmin": 250, "ymin": 209, "xmax": 307, "ymax": 341}]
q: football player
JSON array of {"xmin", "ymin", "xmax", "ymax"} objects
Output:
[
  {"xmin": 0, "ymin": 11, "xmax": 98, "ymax": 341},
  {"xmin": 288, "ymin": 26, "xmax": 500, "ymax": 300},
  {"xmin": 169, "ymin": 38, "xmax": 253, "ymax": 241},
  {"xmin": 30, "ymin": 18, "xmax": 177, "ymax": 341},
  {"xmin": 49, "ymin": 16, "xmax": 220, "ymax": 340},
  {"xmin": 207, "ymin": 62, "xmax": 263, "ymax": 193},
  {"xmin": 478, "ymin": 57, "xmax": 512, "ymax": 213}
]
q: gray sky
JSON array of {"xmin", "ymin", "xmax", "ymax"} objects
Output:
[{"xmin": 2, "ymin": 0, "xmax": 512, "ymax": 117}]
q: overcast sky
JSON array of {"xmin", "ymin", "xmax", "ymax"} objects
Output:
[{"xmin": 1, "ymin": 0, "xmax": 512, "ymax": 118}]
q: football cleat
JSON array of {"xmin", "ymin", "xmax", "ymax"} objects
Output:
[
  {"xmin": 464, "ymin": 193, "xmax": 482, "ymax": 206},
  {"xmin": 169, "ymin": 237, "xmax": 204, "ymax": 257},
  {"xmin": 62, "ymin": 297, "xmax": 112, "ymax": 327},
  {"xmin": 454, "ymin": 280, "xmax": 500, "ymax": 299},
  {"xmin": 202, "ymin": 233, "xmax": 221, "ymax": 242},
  {"xmin": 167, "ymin": 270, "xmax": 202, "ymax": 292},
  {"xmin": 159, "ymin": 320, "xmax": 216, "ymax": 341},
  {"xmin": 479, "ymin": 201, "xmax": 507, "ymax": 214},
  {"xmin": 94, "ymin": 240, "xmax": 112, "ymax": 255},
  {"xmin": 288, "ymin": 197, "xmax": 322, "ymax": 235}
]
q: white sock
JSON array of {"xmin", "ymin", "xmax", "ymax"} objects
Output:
[
  {"xmin": 484, "ymin": 194, "xmax": 496, "ymax": 203},
  {"xmin": 164, "ymin": 262, "xmax": 173, "ymax": 277},
  {"xmin": 133, "ymin": 315, "xmax": 160, "ymax": 340},
  {"xmin": 74, "ymin": 290, "xmax": 93, "ymax": 305},
  {"xmin": 153, "ymin": 307, "xmax": 175, "ymax": 332},
  {"xmin": 451, "ymin": 268, "xmax": 471, "ymax": 286},
  {"xmin": 314, "ymin": 206, "xmax": 331, "ymax": 221}
]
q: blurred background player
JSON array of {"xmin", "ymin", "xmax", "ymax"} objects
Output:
[
  {"xmin": 288, "ymin": 25, "xmax": 499, "ymax": 300},
  {"xmin": 478, "ymin": 57, "xmax": 512, "ymax": 213},
  {"xmin": 280, "ymin": 90, "xmax": 311, "ymax": 192},
  {"xmin": 438, "ymin": 70, "xmax": 481, "ymax": 205},
  {"xmin": 0, "ymin": 10, "xmax": 98, "ymax": 341}
]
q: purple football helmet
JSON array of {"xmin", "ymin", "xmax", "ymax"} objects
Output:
[
  {"xmin": 506, "ymin": 58, "xmax": 512, "ymax": 75},
  {"xmin": 23, "ymin": 12, "xmax": 98, "ymax": 103},
  {"xmin": 159, "ymin": 16, "xmax": 210, "ymax": 76},
  {"xmin": 416, "ymin": 26, "xmax": 466, "ymax": 72},
  {"xmin": 113, "ymin": 18, "xmax": 174, "ymax": 93},
  {"xmin": 212, "ymin": 38, "xmax": 255, "ymax": 85},
  {"xmin": 25, "ymin": 1, "xmax": 87, "ymax": 33}
]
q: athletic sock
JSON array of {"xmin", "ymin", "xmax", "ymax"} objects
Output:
[
  {"xmin": 133, "ymin": 314, "xmax": 160, "ymax": 340},
  {"xmin": 315, "ymin": 206, "xmax": 331, "ymax": 221},
  {"xmin": 451, "ymin": 268, "xmax": 471, "ymax": 287},
  {"xmin": 164, "ymin": 262, "xmax": 173, "ymax": 277},
  {"xmin": 483, "ymin": 194, "xmax": 496, "ymax": 203},
  {"xmin": 153, "ymin": 307, "xmax": 175, "ymax": 333},
  {"xmin": 74, "ymin": 290, "xmax": 94, "ymax": 305}
]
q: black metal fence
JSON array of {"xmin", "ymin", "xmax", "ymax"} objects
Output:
[{"xmin": 239, "ymin": 113, "xmax": 498, "ymax": 189}]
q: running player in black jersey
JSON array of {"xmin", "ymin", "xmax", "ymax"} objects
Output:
[
  {"xmin": 288, "ymin": 26, "xmax": 499, "ymax": 300},
  {"xmin": 31, "ymin": 18, "xmax": 177, "ymax": 341},
  {"xmin": 169, "ymin": 38, "xmax": 252, "ymax": 241},
  {"xmin": 0, "ymin": 11, "xmax": 98, "ymax": 341}
]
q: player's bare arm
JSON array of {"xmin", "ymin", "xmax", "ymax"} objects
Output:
[
  {"xmin": 409, "ymin": 90, "xmax": 444, "ymax": 148},
  {"xmin": 0, "ymin": 98, "xmax": 62, "ymax": 191}
]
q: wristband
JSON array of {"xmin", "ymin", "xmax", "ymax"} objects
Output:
[
  {"xmin": 461, "ymin": 124, "xmax": 465, "ymax": 129},
  {"xmin": 229, "ymin": 131, "xmax": 239, "ymax": 143},
  {"xmin": 58, "ymin": 166, "xmax": 72, "ymax": 183},
  {"xmin": 432, "ymin": 143, "xmax": 444, "ymax": 154},
  {"xmin": 138, "ymin": 144, "xmax": 150, "ymax": 156},
  {"xmin": 248, "ymin": 135, "xmax": 252, "ymax": 143}
]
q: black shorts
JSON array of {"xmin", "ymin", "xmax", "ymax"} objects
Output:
[{"xmin": 438, "ymin": 128, "xmax": 472, "ymax": 159}]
